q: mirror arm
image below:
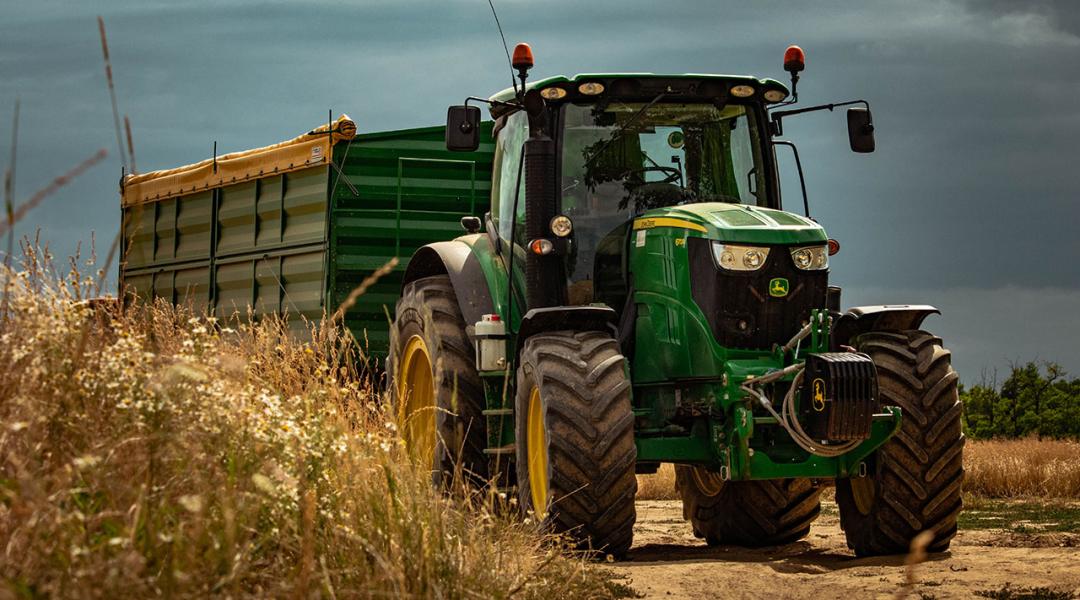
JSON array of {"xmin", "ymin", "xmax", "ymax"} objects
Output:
[
  {"xmin": 770, "ymin": 99, "xmax": 871, "ymax": 135},
  {"xmin": 465, "ymin": 96, "xmax": 522, "ymax": 111},
  {"xmin": 773, "ymin": 140, "xmax": 810, "ymax": 218}
]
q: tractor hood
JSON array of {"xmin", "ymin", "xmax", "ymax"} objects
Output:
[{"xmin": 634, "ymin": 203, "xmax": 827, "ymax": 245}]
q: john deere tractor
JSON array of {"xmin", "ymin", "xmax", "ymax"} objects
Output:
[{"xmin": 389, "ymin": 44, "xmax": 963, "ymax": 558}]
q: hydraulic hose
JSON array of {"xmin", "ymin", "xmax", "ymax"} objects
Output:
[{"xmin": 742, "ymin": 368, "xmax": 860, "ymax": 458}]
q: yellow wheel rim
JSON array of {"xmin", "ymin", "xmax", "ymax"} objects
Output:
[
  {"xmin": 526, "ymin": 385, "xmax": 549, "ymax": 516},
  {"xmin": 851, "ymin": 475, "xmax": 875, "ymax": 515},
  {"xmin": 691, "ymin": 466, "xmax": 725, "ymax": 497},
  {"xmin": 398, "ymin": 335, "xmax": 436, "ymax": 471}
]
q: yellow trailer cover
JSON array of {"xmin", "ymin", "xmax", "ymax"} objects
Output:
[{"xmin": 121, "ymin": 115, "xmax": 356, "ymax": 206}]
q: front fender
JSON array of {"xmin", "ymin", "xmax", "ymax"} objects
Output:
[
  {"xmin": 515, "ymin": 306, "xmax": 619, "ymax": 357},
  {"xmin": 831, "ymin": 304, "xmax": 940, "ymax": 349}
]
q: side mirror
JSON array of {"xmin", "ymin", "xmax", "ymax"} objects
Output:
[
  {"xmin": 446, "ymin": 105, "xmax": 481, "ymax": 152},
  {"xmin": 847, "ymin": 107, "xmax": 875, "ymax": 153}
]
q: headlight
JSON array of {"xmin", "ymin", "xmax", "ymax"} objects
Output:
[
  {"xmin": 712, "ymin": 242, "xmax": 771, "ymax": 272},
  {"xmin": 790, "ymin": 245, "xmax": 828, "ymax": 270},
  {"xmin": 550, "ymin": 215, "xmax": 573, "ymax": 237}
]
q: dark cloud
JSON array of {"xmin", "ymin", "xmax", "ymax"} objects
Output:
[{"xmin": 1, "ymin": 0, "xmax": 1078, "ymax": 379}]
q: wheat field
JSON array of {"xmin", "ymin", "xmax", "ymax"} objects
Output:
[
  {"xmin": 637, "ymin": 440, "xmax": 1080, "ymax": 501},
  {"xmin": 0, "ymin": 250, "xmax": 620, "ymax": 599}
]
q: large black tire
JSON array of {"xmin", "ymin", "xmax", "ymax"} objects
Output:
[
  {"xmin": 836, "ymin": 330, "xmax": 964, "ymax": 556},
  {"xmin": 388, "ymin": 275, "xmax": 487, "ymax": 486},
  {"xmin": 514, "ymin": 331, "xmax": 637, "ymax": 557},
  {"xmin": 675, "ymin": 466, "xmax": 822, "ymax": 547}
]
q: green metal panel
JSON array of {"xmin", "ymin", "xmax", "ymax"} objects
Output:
[
  {"xmin": 122, "ymin": 260, "xmax": 211, "ymax": 311},
  {"xmin": 172, "ymin": 262, "xmax": 212, "ymax": 308},
  {"xmin": 215, "ymin": 169, "xmax": 328, "ymax": 258},
  {"xmin": 282, "ymin": 167, "xmax": 329, "ymax": 246},
  {"xmin": 216, "ymin": 181, "xmax": 257, "ymax": 256},
  {"xmin": 328, "ymin": 123, "xmax": 495, "ymax": 357},
  {"xmin": 175, "ymin": 191, "xmax": 214, "ymax": 261},
  {"xmin": 213, "ymin": 244, "xmax": 326, "ymax": 336},
  {"xmin": 255, "ymin": 175, "xmax": 284, "ymax": 247},
  {"xmin": 122, "ymin": 270, "xmax": 154, "ymax": 302},
  {"xmin": 121, "ymin": 203, "xmax": 157, "ymax": 269}
]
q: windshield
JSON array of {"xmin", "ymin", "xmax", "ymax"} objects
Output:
[
  {"xmin": 561, "ymin": 101, "xmax": 766, "ymax": 215},
  {"xmin": 558, "ymin": 101, "xmax": 768, "ymax": 303}
]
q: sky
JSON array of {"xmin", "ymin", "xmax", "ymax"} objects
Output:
[{"xmin": 1, "ymin": 0, "xmax": 1078, "ymax": 382}]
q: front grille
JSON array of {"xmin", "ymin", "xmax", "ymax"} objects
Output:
[{"xmin": 687, "ymin": 238, "xmax": 827, "ymax": 349}]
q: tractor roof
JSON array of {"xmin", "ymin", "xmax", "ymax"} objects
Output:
[{"xmin": 488, "ymin": 73, "xmax": 789, "ymax": 114}]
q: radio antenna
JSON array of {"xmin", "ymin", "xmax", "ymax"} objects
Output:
[{"xmin": 486, "ymin": 0, "xmax": 519, "ymax": 97}]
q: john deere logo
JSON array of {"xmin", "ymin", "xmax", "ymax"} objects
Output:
[
  {"xmin": 812, "ymin": 378, "xmax": 826, "ymax": 412},
  {"xmin": 769, "ymin": 277, "xmax": 789, "ymax": 297}
]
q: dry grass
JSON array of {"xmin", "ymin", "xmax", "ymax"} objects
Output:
[
  {"xmin": 964, "ymin": 439, "xmax": 1080, "ymax": 499},
  {"xmin": 636, "ymin": 464, "xmax": 677, "ymax": 501},
  {"xmin": 0, "ymin": 247, "xmax": 621, "ymax": 599},
  {"xmin": 636, "ymin": 440, "xmax": 1080, "ymax": 501}
]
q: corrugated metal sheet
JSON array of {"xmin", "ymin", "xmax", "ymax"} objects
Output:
[
  {"xmin": 122, "ymin": 260, "xmax": 212, "ymax": 310},
  {"xmin": 213, "ymin": 245, "xmax": 325, "ymax": 337},
  {"xmin": 120, "ymin": 164, "xmax": 330, "ymax": 320}
]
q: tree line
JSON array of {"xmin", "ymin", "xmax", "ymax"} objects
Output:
[{"xmin": 959, "ymin": 361, "xmax": 1080, "ymax": 439}]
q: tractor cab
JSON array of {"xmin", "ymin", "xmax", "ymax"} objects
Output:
[{"xmin": 474, "ymin": 73, "xmax": 787, "ymax": 310}]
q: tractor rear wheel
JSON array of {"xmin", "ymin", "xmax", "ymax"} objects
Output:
[
  {"xmin": 389, "ymin": 275, "xmax": 488, "ymax": 487},
  {"xmin": 675, "ymin": 467, "xmax": 822, "ymax": 547},
  {"xmin": 836, "ymin": 330, "xmax": 964, "ymax": 556},
  {"xmin": 514, "ymin": 331, "xmax": 637, "ymax": 557}
]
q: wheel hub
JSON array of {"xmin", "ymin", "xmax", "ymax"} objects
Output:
[
  {"xmin": 850, "ymin": 475, "xmax": 876, "ymax": 515},
  {"xmin": 526, "ymin": 386, "xmax": 549, "ymax": 516},
  {"xmin": 398, "ymin": 335, "xmax": 436, "ymax": 471}
]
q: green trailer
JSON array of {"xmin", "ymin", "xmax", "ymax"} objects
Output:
[{"xmin": 119, "ymin": 115, "xmax": 495, "ymax": 355}]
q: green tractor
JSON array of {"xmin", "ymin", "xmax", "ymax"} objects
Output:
[{"xmin": 389, "ymin": 44, "xmax": 963, "ymax": 558}]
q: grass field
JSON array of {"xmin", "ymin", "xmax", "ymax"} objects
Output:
[{"xmin": 0, "ymin": 255, "xmax": 622, "ymax": 599}]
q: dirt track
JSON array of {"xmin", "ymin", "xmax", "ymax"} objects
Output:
[{"xmin": 609, "ymin": 500, "xmax": 1080, "ymax": 599}]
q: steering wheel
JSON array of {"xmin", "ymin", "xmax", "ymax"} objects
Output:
[{"xmin": 620, "ymin": 166, "xmax": 682, "ymax": 185}]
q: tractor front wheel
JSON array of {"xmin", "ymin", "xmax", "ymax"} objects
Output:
[
  {"xmin": 675, "ymin": 467, "xmax": 822, "ymax": 547},
  {"xmin": 514, "ymin": 331, "xmax": 637, "ymax": 557},
  {"xmin": 836, "ymin": 330, "xmax": 964, "ymax": 556}
]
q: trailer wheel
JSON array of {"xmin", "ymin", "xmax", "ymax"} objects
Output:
[
  {"xmin": 515, "ymin": 331, "xmax": 637, "ymax": 557},
  {"xmin": 675, "ymin": 467, "xmax": 822, "ymax": 547},
  {"xmin": 836, "ymin": 330, "xmax": 964, "ymax": 557},
  {"xmin": 389, "ymin": 275, "xmax": 488, "ymax": 487}
]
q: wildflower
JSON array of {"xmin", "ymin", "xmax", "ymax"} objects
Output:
[
  {"xmin": 252, "ymin": 473, "xmax": 276, "ymax": 495},
  {"xmin": 72, "ymin": 455, "xmax": 100, "ymax": 469},
  {"xmin": 178, "ymin": 494, "xmax": 203, "ymax": 513}
]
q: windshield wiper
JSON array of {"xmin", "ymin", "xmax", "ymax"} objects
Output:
[{"xmin": 583, "ymin": 93, "xmax": 666, "ymax": 171}]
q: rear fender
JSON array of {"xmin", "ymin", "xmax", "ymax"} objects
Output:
[
  {"xmin": 831, "ymin": 304, "xmax": 940, "ymax": 349},
  {"xmin": 401, "ymin": 235, "xmax": 495, "ymax": 331}
]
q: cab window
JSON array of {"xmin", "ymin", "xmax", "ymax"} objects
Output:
[{"xmin": 490, "ymin": 110, "xmax": 529, "ymax": 244}]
